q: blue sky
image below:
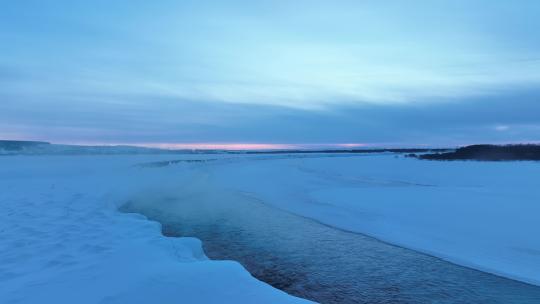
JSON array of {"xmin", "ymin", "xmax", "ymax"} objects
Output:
[{"xmin": 1, "ymin": 1, "xmax": 539, "ymax": 147}]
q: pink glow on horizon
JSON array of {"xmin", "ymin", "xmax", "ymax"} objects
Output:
[
  {"xmin": 13, "ymin": 139, "xmax": 540, "ymax": 150},
  {"xmin": 132, "ymin": 142, "xmax": 371, "ymax": 150},
  {"xmin": 333, "ymin": 143, "xmax": 367, "ymax": 148},
  {"xmin": 143, "ymin": 143, "xmax": 297, "ymax": 150}
]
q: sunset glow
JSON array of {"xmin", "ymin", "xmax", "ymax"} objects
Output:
[{"xmin": 135, "ymin": 143, "xmax": 370, "ymax": 151}]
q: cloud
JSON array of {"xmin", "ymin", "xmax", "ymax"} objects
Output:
[
  {"xmin": 2, "ymin": 87, "xmax": 540, "ymax": 146},
  {"xmin": 1, "ymin": 1, "xmax": 540, "ymax": 144}
]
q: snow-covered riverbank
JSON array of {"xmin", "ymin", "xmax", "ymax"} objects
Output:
[
  {"xmin": 211, "ymin": 154, "xmax": 540, "ymax": 286},
  {"xmin": 2, "ymin": 153, "xmax": 539, "ymax": 304},
  {"xmin": 0, "ymin": 155, "xmax": 311, "ymax": 304}
]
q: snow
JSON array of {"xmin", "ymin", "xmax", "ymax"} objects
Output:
[
  {"xmin": 0, "ymin": 155, "xmax": 311, "ymax": 304},
  {"xmin": 209, "ymin": 154, "xmax": 540, "ymax": 286},
  {"xmin": 2, "ymin": 152, "xmax": 539, "ymax": 304}
]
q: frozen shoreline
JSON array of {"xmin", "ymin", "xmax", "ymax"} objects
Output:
[
  {"xmin": 2, "ymin": 153, "xmax": 539, "ymax": 304},
  {"xmin": 209, "ymin": 154, "xmax": 540, "ymax": 286},
  {"xmin": 0, "ymin": 155, "xmax": 311, "ymax": 304}
]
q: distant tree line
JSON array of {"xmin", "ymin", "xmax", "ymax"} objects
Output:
[{"xmin": 413, "ymin": 144, "xmax": 540, "ymax": 161}]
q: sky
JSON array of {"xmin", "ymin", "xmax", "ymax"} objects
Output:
[{"xmin": 1, "ymin": 0, "xmax": 539, "ymax": 148}]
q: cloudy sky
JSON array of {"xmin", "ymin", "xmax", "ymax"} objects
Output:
[{"xmin": 1, "ymin": 0, "xmax": 539, "ymax": 148}]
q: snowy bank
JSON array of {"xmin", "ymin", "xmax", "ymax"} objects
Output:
[
  {"xmin": 209, "ymin": 154, "xmax": 540, "ymax": 286},
  {"xmin": 0, "ymin": 155, "xmax": 311, "ymax": 304},
  {"xmin": 3, "ymin": 152, "xmax": 538, "ymax": 304}
]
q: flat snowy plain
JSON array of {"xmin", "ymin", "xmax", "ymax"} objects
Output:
[{"xmin": 1, "ymin": 153, "xmax": 539, "ymax": 303}]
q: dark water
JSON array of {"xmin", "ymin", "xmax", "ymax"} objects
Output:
[{"xmin": 122, "ymin": 190, "xmax": 540, "ymax": 304}]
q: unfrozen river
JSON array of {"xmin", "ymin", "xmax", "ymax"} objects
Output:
[{"xmin": 122, "ymin": 183, "xmax": 540, "ymax": 304}]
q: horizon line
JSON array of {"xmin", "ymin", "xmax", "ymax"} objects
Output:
[{"xmin": 3, "ymin": 139, "xmax": 540, "ymax": 151}]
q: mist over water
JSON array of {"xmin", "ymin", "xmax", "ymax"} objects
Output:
[{"xmin": 122, "ymin": 179, "xmax": 540, "ymax": 304}]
